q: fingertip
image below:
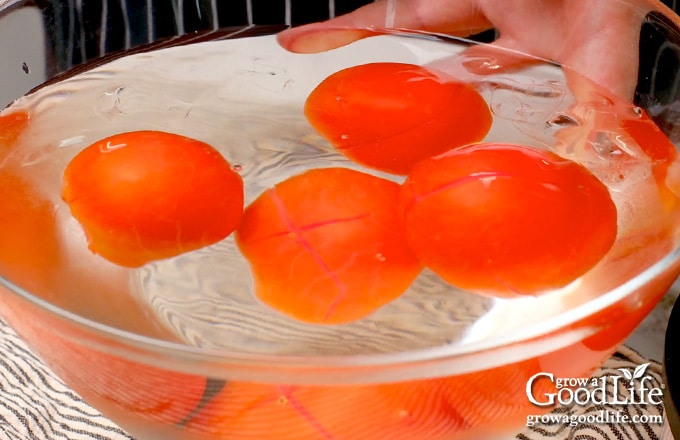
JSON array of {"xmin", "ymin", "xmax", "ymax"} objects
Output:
[{"xmin": 277, "ymin": 25, "xmax": 374, "ymax": 53}]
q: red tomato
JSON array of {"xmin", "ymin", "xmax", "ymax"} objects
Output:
[
  {"xmin": 399, "ymin": 143, "xmax": 618, "ymax": 296},
  {"xmin": 235, "ymin": 167, "xmax": 422, "ymax": 324},
  {"xmin": 0, "ymin": 110, "xmax": 60, "ymax": 294},
  {"xmin": 184, "ymin": 360, "xmax": 559, "ymax": 439},
  {"xmin": 622, "ymin": 109, "xmax": 679, "ymax": 209},
  {"xmin": 62, "ymin": 130, "xmax": 244, "ymax": 267},
  {"xmin": 0, "ymin": 171, "xmax": 60, "ymax": 294},
  {"xmin": 0, "ymin": 110, "xmax": 29, "ymax": 150},
  {"xmin": 186, "ymin": 379, "xmax": 461, "ymax": 440},
  {"xmin": 622, "ymin": 110, "xmax": 676, "ymax": 163},
  {"xmin": 305, "ymin": 62, "xmax": 492, "ymax": 175}
]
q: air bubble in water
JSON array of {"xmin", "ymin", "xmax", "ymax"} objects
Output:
[
  {"xmin": 547, "ymin": 113, "xmax": 578, "ymax": 128},
  {"xmin": 95, "ymin": 86, "xmax": 127, "ymax": 119},
  {"xmin": 581, "ymin": 130, "xmax": 652, "ymax": 192}
]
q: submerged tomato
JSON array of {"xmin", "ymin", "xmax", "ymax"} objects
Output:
[
  {"xmin": 305, "ymin": 62, "xmax": 492, "ymax": 175},
  {"xmin": 186, "ymin": 379, "xmax": 461, "ymax": 440},
  {"xmin": 0, "ymin": 110, "xmax": 60, "ymax": 294},
  {"xmin": 0, "ymin": 171, "xmax": 60, "ymax": 294},
  {"xmin": 622, "ymin": 109, "xmax": 680, "ymax": 208},
  {"xmin": 62, "ymin": 130, "xmax": 244, "ymax": 267},
  {"xmin": 236, "ymin": 167, "xmax": 422, "ymax": 324},
  {"xmin": 0, "ymin": 110, "xmax": 29, "ymax": 150},
  {"xmin": 620, "ymin": 109, "xmax": 676, "ymax": 163},
  {"xmin": 399, "ymin": 143, "xmax": 618, "ymax": 296}
]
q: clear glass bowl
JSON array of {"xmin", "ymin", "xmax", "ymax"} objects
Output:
[{"xmin": 2, "ymin": 1, "xmax": 680, "ymax": 439}]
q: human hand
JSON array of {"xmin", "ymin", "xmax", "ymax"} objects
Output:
[{"xmin": 278, "ymin": 0, "xmax": 680, "ymax": 102}]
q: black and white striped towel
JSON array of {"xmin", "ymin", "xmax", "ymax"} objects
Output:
[{"xmin": 0, "ymin": 319, "xmax": 133, "ymax": 440}]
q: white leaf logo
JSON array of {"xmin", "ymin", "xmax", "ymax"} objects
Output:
[
  {"xmin": 633, "ymin": 363, "xmax": 650, "ymax": 380},
  {"xmin": 617, "ymin": 364, "xmax": 649, "ymax": 385},
  {"xmin": 618, "ymin": 368, "xmax": 633, "ymax": 381}
]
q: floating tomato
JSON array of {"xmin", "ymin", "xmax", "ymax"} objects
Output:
[
  {"xmin": 399, "ymin": 143, "xmax": 618, "ymax": 296},
  {"xmin": 235, "ymin": 167, "xmax": 422, "ymax": 324},
  {"xmin": 305, "ymin": 62, "xmax": 492, "ymax": 175},
  {"xmin": 62, "ymin": 130, "xmax": 244, "ymax": 267}
]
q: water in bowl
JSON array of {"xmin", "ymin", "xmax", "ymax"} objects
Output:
[{"xmin": 0, "ymin": 33, "xmax": 678, "ymax": 439}]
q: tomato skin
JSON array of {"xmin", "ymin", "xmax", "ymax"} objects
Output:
[
  {"xmin": 235, "ymin": 167, "xmax": 422, "ymax": 324},
  {"xmin": 305, "ymin": 62, "xmax": 492, "ymax": 175},
  {"xmin": 62, "ymin": 130, "xmax": 244, "ymax": 267},
  {"xmin": 622, "ymin": 110, "xmax": 677, "ymax": 163},
  {"xmin": 186, "ymin": 379, "xmax": 462, "ymax": 440},
  {"xmin": 399, "ymin": 143, "xmax": 618, "ymax": 296},
  {"xmin": 0, "ymin": 110, "xmax": 29, "ymax": 150},
  {"xmin": 621, "ymin": 109, "xmax": 680, "ymax": 208},
  {"xmin": 0, "ymin": 110, "xmax": 60, "ymax": 293},
  {"xmin": 0, "ymin": 171, "xmax": 60, "ymax": 292}
]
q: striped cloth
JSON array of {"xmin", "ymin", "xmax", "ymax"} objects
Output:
[
  {"xmin": 0, "ymin": 314, "xmax": 667, "ymax": 440},
  {"xmin": 0, "ymin": 319, "xmax": 132, "ymax": 440}
]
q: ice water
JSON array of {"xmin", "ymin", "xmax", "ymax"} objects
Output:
[
  {"xmin": 0, "ymin": 33, "xmax": 678, "ymax": 439},
  {"xmin": 0, "ymin": 32, "xmax": 674, "ymax": 357}
]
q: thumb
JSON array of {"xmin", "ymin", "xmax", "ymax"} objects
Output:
[
  {"xmin": 277, "ymin": 0, "xmax": 490, "ymax": 53},
  {"xmin": 276, "ymin": 24, "xmax": 377, "ymax": 54},
  {"xmin": 277, "ymin": 1, "xmax": 405, "ymax": 54}
]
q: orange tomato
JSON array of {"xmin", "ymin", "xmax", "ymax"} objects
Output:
[
  {"xmin": 622, "ymin": 109, "xmax": 680, "ymax": 209},
  {"xmin": 62, "ymin": 130, "xmax": 244, "ymax": 267},
  {"xmin": 622, "ymin": 110, "xmax": 676, "ymax": 163},
  {"xmin": 305, "ymin": 63, "xmax": 492, "ymax": 175},
  {"xmin": 184, "ymin": 359, "xmax": 561, "ymax": 439},
  {"xmin": 399, "ymin": 143, "xmax": 618, "ymax": 296},
  {"xmin": 0, "ymin": 110, "xmax": 29, "ymax": 149},
  {"xmin": 0, "ymin": 110, "xmax": 61, "ymax": 294},
  {"xmin": 186, "ymin": 379, "xmax": 462, "ymax": 440},
  {"xmin": 0, "ymin": 171, "xmax": 60, "ymax": 294},
  {"xmin": 235, "ymin": 167, "xmax": 422, "ymax": 324}
]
